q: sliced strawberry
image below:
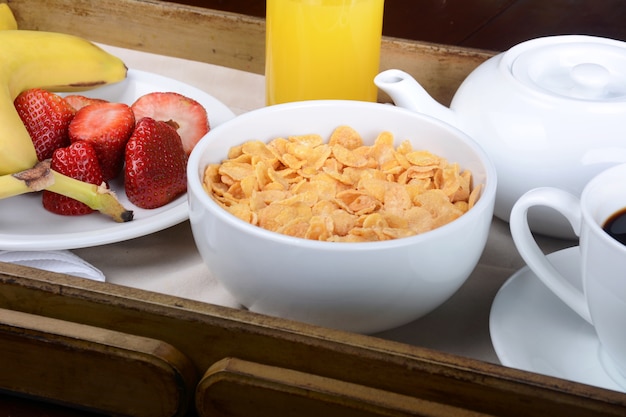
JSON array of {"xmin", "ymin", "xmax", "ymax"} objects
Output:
[
  {"xmin": 125, "ymin": 117, "xmax": 187, "ymax": 209},
  {"xmin": 69, "ymin": 102, "xmax": 135, "ymax": 180},
  {"xmin": 42, "ymin": 141, "xmax": 105, "ymax": 216},
  {"xmin": 130, "ymin": 92, "xmax": 209, "ymax": 155},
  {"xmin": 63, "ymin": 94, "xmax": 108, "ymax": 112},
  {"xmin": 14, "ymin": 88, "xmax": 75, "ymax": 161}
]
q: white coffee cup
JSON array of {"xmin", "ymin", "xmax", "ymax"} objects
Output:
[{"xmin": 510, "ymin": 163, "xmax": 626, "ymax": 383}]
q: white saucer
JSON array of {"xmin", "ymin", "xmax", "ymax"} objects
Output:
[{"xmin": 490, "ymin": 246, "xmax": 626, "ymax": 392}]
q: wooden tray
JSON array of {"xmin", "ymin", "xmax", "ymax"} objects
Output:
[{"xmin": 2, "ymin": 0, "xmax": 626, "ymax": 416}]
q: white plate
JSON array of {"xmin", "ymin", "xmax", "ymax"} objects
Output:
[
  {"xmin": 0, "ymin": 69, "xmax": 235, "ymax": 250},
  {"xmin": 490, "ymin": 246, "xmax": 626, "ymax": 392}
]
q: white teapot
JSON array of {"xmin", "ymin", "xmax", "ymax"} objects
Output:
[{"xmin": 375, "ymin": 35, "xmax": 626, "ymax": 239}]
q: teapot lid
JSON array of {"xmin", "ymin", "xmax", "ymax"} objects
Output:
[{"xmin": 506, "ymin": 35, "xmax": 626, "ymax": 101}]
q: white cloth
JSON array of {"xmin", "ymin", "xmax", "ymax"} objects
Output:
[{"xmin": 0, "ymin": 250, "xmax": 106, "ymax": 281}]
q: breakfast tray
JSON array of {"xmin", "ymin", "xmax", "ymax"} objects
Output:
[{"xmin": 1, "ymin": 0, "xmax": 625, "ymax": 416}]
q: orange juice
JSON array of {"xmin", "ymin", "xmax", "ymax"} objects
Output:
[{"xmin": 265, "ymin": 0, "xmax": 384, "ymax": 105}]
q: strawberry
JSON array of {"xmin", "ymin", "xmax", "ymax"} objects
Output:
[
  {"xmin": 14, "ymin": 88, "xmax": 75, "ymax": 161},
  {"xmin": 130, "ymin": 92, "xmax": 209, "ymax": 155},
  {"xmin": 63, "ymin": 94, "xmax": 108, "ymax": 112},
  {"xmin": 125, "ymin": 117, "xmax": 187, "ymax": 209},
  {"xmin": 42, "ymin": 141, "xmax": 105, "ymax": 216},
  {"xmin": 68, "ymin": 102, "xmax": 135, "ymax": 180}
]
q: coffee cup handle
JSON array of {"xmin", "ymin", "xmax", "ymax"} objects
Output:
[{"xmin": 509, "ymin": 187, "xmax": 593, "ymax": 324}]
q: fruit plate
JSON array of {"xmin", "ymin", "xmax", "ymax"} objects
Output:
[{"xmin": 0, "ymin": 69, "xmax": 236, "ymax": 251}]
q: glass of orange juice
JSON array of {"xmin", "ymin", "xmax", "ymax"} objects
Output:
[{"xmin": 265, "ymin": 0, "xmax": 385, "ymax": 105}]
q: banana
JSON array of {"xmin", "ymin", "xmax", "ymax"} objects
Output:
[
  {"xmin": 0, "ymin": 161, "xmax": 133, "ymax": 222},
  {"xmin": 0, "ymin": 3, "xmax": 17, "ymax": 31},
  {"xmin": 0, "ymin": 30, "xmax": 128, "ymax": 174},
  {"xmin": 0, "ymin": 28, "xmax": 132, "ymax": 222}
]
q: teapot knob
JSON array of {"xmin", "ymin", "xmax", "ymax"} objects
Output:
[{"xmin": 570, "ymin": 63, "xmax": 611, "ymax": 98}]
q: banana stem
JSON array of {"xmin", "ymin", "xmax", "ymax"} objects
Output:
[
  {"xmin": 0, "ymin": 160, "xmax": 133, "ymax": 222},
  {"xmin": 0, "ymin": 171, "xmax": 41, "ymax": 198}
]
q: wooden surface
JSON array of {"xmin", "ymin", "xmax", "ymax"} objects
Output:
[
  {"xmin": 462, "ymin": 0, "xmax": 626, "ymax": 50},
  {"xmin": 1, "ymin": 262, "xmax": 625, "ymax": 416},
  {"xmin": 196, "ymin": 357, "xmax": 485, "ymax": 417},
  {"xmin": 0, "ymin": 307, "xmax": 196, "ymax": 417},
  {"xmin": 167, "ymin": 0, "xmax": 626, "ymax": 51}
]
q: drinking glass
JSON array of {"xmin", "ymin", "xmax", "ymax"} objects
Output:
[{"xmin": 265, "ymin": 0, "xmax": 385, "ymax": 105}]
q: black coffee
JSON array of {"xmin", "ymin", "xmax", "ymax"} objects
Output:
[{"xmin": 603, "ymin": 208, "xmax": 626, "ymax": 245}]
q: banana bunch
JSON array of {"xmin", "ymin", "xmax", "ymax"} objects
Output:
[{"xmin": 0, "ymin": 5, "xmax": 133, "ymax": 222}]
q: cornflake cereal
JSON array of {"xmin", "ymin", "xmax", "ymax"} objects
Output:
[{"xmin": 203, "ymin": 126, "xmax": 483, "ymax": 242}]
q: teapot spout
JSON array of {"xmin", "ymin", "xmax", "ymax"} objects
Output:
[{"xmin": 375, "ymin": 69, "xmax": 457, "ymax": 127}]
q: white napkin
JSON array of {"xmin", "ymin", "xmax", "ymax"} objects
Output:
[{"xmin": 0, "ymin": 250, "xmax": 106, "ymax": 282}]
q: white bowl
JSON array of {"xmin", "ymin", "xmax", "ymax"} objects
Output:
[{"xmin": 187, "ymin": 101, "xmax": 497, "ymax": 334}]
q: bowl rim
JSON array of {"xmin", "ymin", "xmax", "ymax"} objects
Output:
[{"xmin": 187, "ymin": 100, "xmax": 497, "ymax": 251}]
